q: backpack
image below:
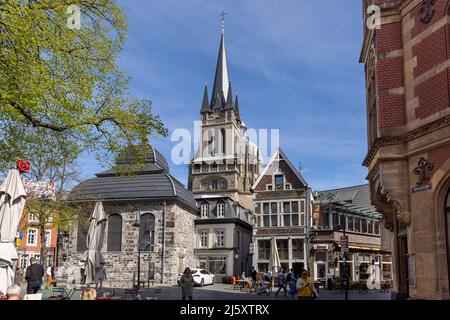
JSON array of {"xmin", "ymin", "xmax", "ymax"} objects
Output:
[{"xmin": 286, "ymin": 272, "xmax": 292, "ymax": 282}]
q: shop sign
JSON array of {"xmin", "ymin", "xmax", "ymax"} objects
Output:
[{"xmin": 340, "ymin": 235, "xmax": 349, "ymax": 253}]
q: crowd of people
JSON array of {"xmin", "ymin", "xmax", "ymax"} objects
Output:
[
  {"xmin": 177, "ymin": 266, "xmax": 319, "ymax": 301},
  {"xmin": 0, "ymin": 257, "xmax": 108, "ymax": 301}
]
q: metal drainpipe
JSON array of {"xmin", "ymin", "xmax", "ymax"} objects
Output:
[{"xmin": 161, "ymin": 201, "xmax": 166, "ymax": 284}]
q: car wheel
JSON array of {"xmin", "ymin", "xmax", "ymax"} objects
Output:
[{"xmin": 200, "ymin": 279, "xmax": 205, "ymax": 287}]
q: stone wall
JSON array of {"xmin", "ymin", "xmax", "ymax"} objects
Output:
[{"xmin": 57, "ymin": 201, "xmax": 197, "ymax": 287}]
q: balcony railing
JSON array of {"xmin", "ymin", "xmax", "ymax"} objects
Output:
[{"xmin": 193, "ymin": 164, "xmax": 237, "ymax": 173}]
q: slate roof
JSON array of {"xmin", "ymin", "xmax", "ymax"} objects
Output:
[
  {"xmin": 316, "ymin": 184, "xmax": 371, "ymax": 207},
  {"xmin": 68, "ymin": 146, "xmax": 198, "ymax": 212},
  {"xmin": 315, "ymin": 184, "xmax": 381, "ymax": 219}
]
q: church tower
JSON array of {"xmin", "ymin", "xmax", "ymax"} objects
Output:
[{"xmin": 188, "ymin": 20, "xmax": 260, "ymax": 210}]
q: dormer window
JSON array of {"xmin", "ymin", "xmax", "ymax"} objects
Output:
[
  {"xmin": 274, "ymin": 174, "xmax": 284, "ymax": 190},
  {"xmin": 201, "ymin": 204, "xmax": 209, "ymax": 218},
  {"xmin": 217, "ymin": 203, "xmax": 225, "ymax": 218}
]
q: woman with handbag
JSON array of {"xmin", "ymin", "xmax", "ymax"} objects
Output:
[{"xmin": 296, "ymin": 270, "xmax": 318, "ymax": 301}]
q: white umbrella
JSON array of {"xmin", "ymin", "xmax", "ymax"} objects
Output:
[
  {"xmin": 83, "ymin": 202, "xmax": 106, "ymax": 285},
  {"xmin": 268, "ymin": 238, "xmax": 281, "ymax": 274},
  {"xmin": 0, "ymin": 169, "xmax": 27, "ymax": 294}
]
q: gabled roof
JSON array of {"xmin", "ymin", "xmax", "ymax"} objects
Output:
[{"xmin": 251, "ymin": 148, "xmax": 308, "ymax": 190}]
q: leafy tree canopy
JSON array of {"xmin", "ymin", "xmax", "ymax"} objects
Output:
[{"xmin": 0, "ymin": 0, "xmax": 167, "ymax": 167}]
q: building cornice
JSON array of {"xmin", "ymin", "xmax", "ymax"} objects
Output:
[{"xmin": 363, "ymin": 114, "xmax": 450, "ymax": 167}]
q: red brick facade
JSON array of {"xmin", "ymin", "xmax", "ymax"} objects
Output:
[{"xmin": 361, "ymin": 0, "xmax": 450, "ymax": 299}]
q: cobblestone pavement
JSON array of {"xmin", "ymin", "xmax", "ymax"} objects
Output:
[{"xmin": 65, "ymin": 283, "xmax": 392, "ymax": 301}]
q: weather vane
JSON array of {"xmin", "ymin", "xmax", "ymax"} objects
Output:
[{"xmin": 220, "ymin": 11, "xmax": 226, "ymax": 34}]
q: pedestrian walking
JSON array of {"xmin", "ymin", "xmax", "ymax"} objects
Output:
[
  {"xmin": 286, "ymin": 268, "xmax": 296, "ymax": 298},
  {"xmin": 179, "ymin": 267, "xmax": 194, "ymax": 300},
  {"xmin": 25, "ymin": 257, "xmax": 44, "ymax": 294},
  {"xmin": 275, "ymin": 268, "xmax": 288, "ymax": 297},
  {"xmin": 296, "ymin": 269, "xmax": 318, "ymax": 301}
]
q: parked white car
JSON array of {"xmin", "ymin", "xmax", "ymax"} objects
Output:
[{"xmin": 177, "ymin": 269, "xmax": 215, "ymax": 287}]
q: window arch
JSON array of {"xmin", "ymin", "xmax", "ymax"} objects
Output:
[
  {"xmin": 139, "ymin": 213, "xmax": 155, "ymax": 251},
  {"xmin": 76, "ymin": 222, "xmax": 88, "ymax": 252},
  {"xmin": 107, "ymin": 214, "xmax": 122, "ymax": 252},
  {"xmin": 221, "ymin": 128, "xmax": 226, "ymax": 155},
  {"xmin": 445, "ymin": 189, "xmax": 450, "ymax": 288}
]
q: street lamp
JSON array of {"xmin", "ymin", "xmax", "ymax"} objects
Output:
[
  {"xmin": 132, "ymin": 212, "xmax": 153, "ymax": 291},
  {"xmin": 333, "ymin": 207, "xmax": 349, "ymax": 301}
]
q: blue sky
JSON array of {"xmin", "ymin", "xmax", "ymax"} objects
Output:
[{"xmin": 79, "ymin": 0, "xmax": 368, "ymax": 191}]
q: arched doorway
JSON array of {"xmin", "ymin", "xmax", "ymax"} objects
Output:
[{"xmin": 445, "ymin": 190, "xmax": 450, "ymax": 292}]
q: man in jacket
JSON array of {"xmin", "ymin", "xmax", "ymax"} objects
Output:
[{"xmin": 25, "ymin": 257, "xmax": 44, "ymax": 294}]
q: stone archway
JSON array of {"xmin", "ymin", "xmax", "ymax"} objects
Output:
[{"xmin": 431, "ymin": 158, "xmax": 450, "ymax": 298}]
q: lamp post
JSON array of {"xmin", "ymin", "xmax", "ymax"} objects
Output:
[
  {"xmin": 132, "ymin": 212, "xmax": 153, "ymax": 291},
  {"xmin": 132, "ymin": 213, "xmax": 141, "ymax": 290}
]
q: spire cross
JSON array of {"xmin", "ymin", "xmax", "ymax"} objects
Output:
[{"xmin": 220, "ymin": 11, "xmax": 226, "ymax": 34}]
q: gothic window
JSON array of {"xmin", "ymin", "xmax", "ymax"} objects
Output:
[
  {"xmin": 445, "ymin": 190, "xmax": 450, "ymax": 281},
  {"xmin": 107, "ymin": 214, "xmax": 122, "ymax": 252},
  {"xmin": 139, "ymin": 213, "xmax": 155, "ymax": 251},
  {"xmin": 76, "ymin": 223, "xmax": 88, "ymax": 252},
  {"xmin": 212, "ymin": 179, "xmax": 219, "ymax": 190},
  {"xmin": 221, "ymin": 128, "xmax": 226, "ymax": 155},
  {"xmin": 207, "ymin": 130, "xmax": 214, "ymax": 155}
]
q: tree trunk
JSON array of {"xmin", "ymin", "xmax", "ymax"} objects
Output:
[{"xmin": 40, "ymin": 224, "xmax": 47, "ymax": 279}]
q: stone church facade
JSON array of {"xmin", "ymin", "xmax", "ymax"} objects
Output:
[
  {"xmin": 58, "ymin": 146, "xmax": 199, "ymax": 287},
  {"xmin": 361, "ymin": 0, "xmax": 450, "ymax": 299},
  {"xmin": 187, "ymin": 27, "xmax": 260, "ymax": 211}
]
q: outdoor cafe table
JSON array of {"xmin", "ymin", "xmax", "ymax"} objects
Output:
[{"xmin": 234, "ymin": 279, "xmax": 248, "ymax": 291}]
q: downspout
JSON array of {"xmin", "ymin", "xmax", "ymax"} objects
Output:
[{"xmin": 161, "ymin": 201, "xmax": 166, "ymax": 284}]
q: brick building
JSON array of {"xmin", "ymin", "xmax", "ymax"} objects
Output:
[
  {"xmin": 361, "ymin": 0, "xmax": 450, "ymax": 299},
  {"xmin": 251, "ymin": 149, "xmax": 312, "ymax": 276},
  {"xmin": 17, "ymin": 214, "xmax": 58, "ymax": 271}
]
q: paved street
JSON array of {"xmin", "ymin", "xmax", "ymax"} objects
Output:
[{"xmin": 28, "ymin": 283, "xmax": 391, "ymax": 300}]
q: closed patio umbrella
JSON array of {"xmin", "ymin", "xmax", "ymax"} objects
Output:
[
  {"xmin": 83, "ymin": 202, "xmax": 106, "ymax": 285},
  {"xmin": 0, "ymin": 170, "xmax": 27, "ymax": 294},
  {"xmin": 268, "ymin": 237, "xmax": 281, "ymax": 275}
]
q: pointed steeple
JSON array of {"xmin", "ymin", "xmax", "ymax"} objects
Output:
[
  {"xmin": 200, "ymin": 85, "xmax": 210, "ymax": 114},
  {"xmin": 234, "ymin": 95, "xmax": 241, "ymax": 122},
  {"xmin": 225, "ymin": 81, "xmax": 233, "ymax": 110},
  {"xmin": 211, "ymin": 32, "xmax": 230, "ymax": 106}
]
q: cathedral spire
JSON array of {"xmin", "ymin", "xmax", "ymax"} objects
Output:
[
  {"xmin": 200, "ymin": 85, "xmax": 210, "ymax": 114},
  {"xmin": 225, "ymin": 81, "xmax": 233, "ymax": 110},
  {"xmin": 234, "ymin": 95, "xmax": 241, "ymax": 122},
  {"xmin": 211, "ymin": 16, "xmax": 230, "ymax": 106}
]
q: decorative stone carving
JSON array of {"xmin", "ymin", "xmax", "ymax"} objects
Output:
[
  {"xmin": 414, "ymin": 157, "xmax": 433, "ymax": 186},
  {"xmin": 397, "ymin": 211, "xmax": 411, "ymax": 226},
  {"xmin": 420, "ymin": 0, "xmax": 436, "ymax": 24}
]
